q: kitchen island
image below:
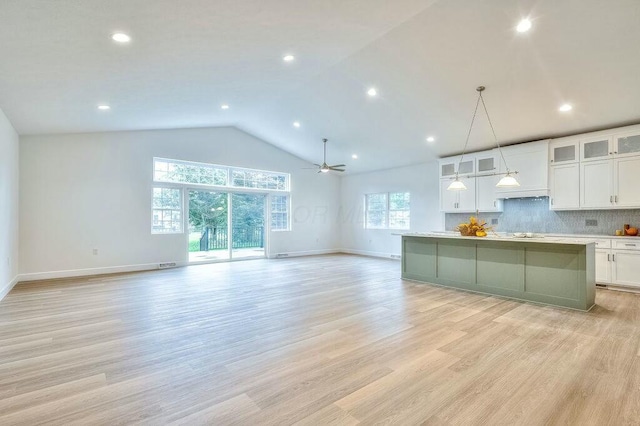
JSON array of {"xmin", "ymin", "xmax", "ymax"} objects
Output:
[{"xmin": 402, "ymin": 233, "xmax": 596, "ymax": 310}]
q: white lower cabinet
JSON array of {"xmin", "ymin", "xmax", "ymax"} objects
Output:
[
  {"xmin": 595, "ymin": 249, "xmax": 612, "ymax": 284},
  {"xmin": 612, "ymin": 250, "xmax": 640, "ymax": 288}
]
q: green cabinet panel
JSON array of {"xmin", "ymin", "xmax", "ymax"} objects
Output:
[
  {"xmin": 437, "ymin": 240, "xmax": 476, "ymax": 284},
  {"xmin": 525, "ymin": 247, "xmax": 581, "ymax": 300},
  {"xmin": 402, "ymin": 237, "xmax": 436, "ymax": 279},
  {"xmin": 477, "ymin": 243, "xmax": 525, "ymax": 291}
]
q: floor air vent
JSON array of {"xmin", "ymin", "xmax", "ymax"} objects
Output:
[
  {"xmin": 390, "ymin": 254, "xmax": 401, "ymax": 260},
  {"xmin": 158, "ymin": 262, "xmax": 177, "ymax": 269},
  {"xmin": 276, "ymin": 253, "xmax": 289, "ymax": 258}
]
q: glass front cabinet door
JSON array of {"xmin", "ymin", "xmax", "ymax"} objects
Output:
[
  {"xmin": 615, "ymin": 132, "xmax": 640, "ymax": 158},
  {"xmin": 581, "ymin": 137, "xmax": 613, "ymax": 162}
]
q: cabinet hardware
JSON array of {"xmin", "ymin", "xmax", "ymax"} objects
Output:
[
  {"xmin": 551, "ymin": 198, "xmax": 554, "ymax": 205},
  {"xmin": 615, "ymin": 195, "xmax": 618, "ymax": 203},
  {"xmin": 610, "ymin": 195, "xmax": 613, "ymax": 203},
  {"xmin": 614, "ymin": 151, "xmax": 618, "ymax": 154},
  {"xmin": 550, "ymin": 159, "xmax": 554, "ymax": 163},
  {"xmin": 493, "ymin": 200, "xmax": 496, "ymax": 207},
  {"xmin": 613, "ymin": 254, "xmax": 616, "ymax": 262},
  {"xmin": 625, "ymin": 244, "xmax": 636, "ymax": 247},
  {"xmin": 608, "ymin": 254, "xmax": 611, "ymax": 261}
]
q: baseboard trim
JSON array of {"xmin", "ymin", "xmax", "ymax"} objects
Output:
[
  {"xmin": 0, "ymin": 275, "xmax": 20, "ymax": 301},
  {"xmin": 18, "ymin": 262, "xmax": 187, "ymax": 283},
  {"xmin": 268, "ymin": 249, "xmax": 340, "ymax": 259},
  {"xmin": 338, "ymin": 249, "xmax": 401, "ymax": 260}
]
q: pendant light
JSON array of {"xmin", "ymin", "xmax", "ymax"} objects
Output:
[{"xmin": 447, "ymin": 86, "xmax": 519, "ymax": 191}]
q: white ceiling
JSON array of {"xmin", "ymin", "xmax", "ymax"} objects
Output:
[{"xmin": 1, "ymin": 0, "xmax": 640, "ymax": 173}]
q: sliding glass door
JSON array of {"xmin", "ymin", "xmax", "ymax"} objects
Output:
[
  {"xmin": 188, "ymin": 191, "xmax": 266, "ymax": 262},
  {"xmin": 231, "ymin": 193, "xmax": 266, "ymax": 259}
]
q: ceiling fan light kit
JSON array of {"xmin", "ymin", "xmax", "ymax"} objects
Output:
[
  {"xmin": 446, "ymin": 86, "xmax": 520, "ymax": 191},
  {"xmin": 309, "ymin": 138, "xmax": 346, "ymax": 173}
]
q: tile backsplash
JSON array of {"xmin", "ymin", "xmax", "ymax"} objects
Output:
[{"xmin": 444, "ymin": 197, "xmax": 640, "ymax": 235}]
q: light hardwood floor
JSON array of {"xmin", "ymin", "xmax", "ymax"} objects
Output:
[{"xmin": 1, "ymin": 254, "xmax": 639, "ymax": 425}]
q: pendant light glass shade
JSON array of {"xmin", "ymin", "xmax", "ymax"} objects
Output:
[
  {"xmin": 447, "ymin": 178, "xmax": 467, "ymax": 191},
  {"xmin": 496, "ymin": 172, "xmax": 520, "ymax": 188}
]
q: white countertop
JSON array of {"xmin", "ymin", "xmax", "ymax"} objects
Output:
[{"xmin": 402, "ymin": 232, "xmax": 596, "ymax": 245}]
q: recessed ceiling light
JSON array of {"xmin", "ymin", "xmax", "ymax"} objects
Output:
[
  {"xmin": 97, "ymin": 105, "xmax": 111, "ymax": 110},
  {"xmin": 283, "ymin": 55, "xmax": 295, "ymax": 62},
  {"xmin": 516, "ymin": 18, "xmax": 532, "ymax": 33},
  {"xmin": 559, "ymin": 103, "xmax": 573, "ymax": 112},
  {"xmin": 426, "ymin": 136, "xmax": 436, "ymax": 142},
  {"xmin": 221, "ymin": 104, "xmax": 230, "ymax": 110},
  {"xmin": 367, "ymin": 88, "xmax": 378, "ymax": 97},
  {"xmin": 111, "ymin": 33, "xmax": 131, "ymax": 43},
  {"xmin": 352, "ymin": 154, "xmax": 358, "ymax": 159},
  {"xmin": 293, "ymin": 121, "xmax": 301, "ymax": 128}
]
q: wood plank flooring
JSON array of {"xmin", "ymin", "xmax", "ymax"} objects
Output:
[{"xmin": 1, "ymin": 254, "xmax": 639, "ymax": 425}]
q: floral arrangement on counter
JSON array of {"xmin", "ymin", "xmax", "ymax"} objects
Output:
[{"xmin": 455, "ymin": 216, "xmax": 492, "ymax": 237}]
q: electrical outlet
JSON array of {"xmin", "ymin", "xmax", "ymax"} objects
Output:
[{"xmin": 93, "ymin": 248, "xmax": 98, "ymax": 255}]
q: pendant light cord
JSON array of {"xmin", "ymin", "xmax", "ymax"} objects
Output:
[
  {"xmin": 479, "ymin": 91, "xmax": 510, "ymax": 173},
  {"xmin": 455, "ymin": 91, "xmax": 482, "ymax": 177}
]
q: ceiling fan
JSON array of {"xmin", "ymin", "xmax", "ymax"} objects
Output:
[{"xmin": 307, "ymin": 138, "xmax": 346, "ymax": 173}]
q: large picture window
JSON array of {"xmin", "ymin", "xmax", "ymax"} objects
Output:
[
  {"xmin": 365, "ymin": 192, "xmax": 410, "ymax": 230},
  {"xmin": 151, "ymin": 158, "xmax": 291, "ymax": 235},
  {"xmin": 152, "ymin": 187, "xmax": 182, "ymax": 233}
]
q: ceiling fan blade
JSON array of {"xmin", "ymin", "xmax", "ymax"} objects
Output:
[
  {"xmin": 330, "ymin": 164, "xmax": 346, "ymax": 168},
  {"xmin": 313, "ymin": 163, "xmax": 321, "ymax": 167},
  {"xmin": 329, "ymin": 168, "xmax": 345, "ymax": 172},
  {"xmin": 302, "ymin": 167, "xmax": 319, "ymax": 169}
]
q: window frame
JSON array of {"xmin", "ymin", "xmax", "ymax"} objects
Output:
[
  {"xmin": 153, "ymin": 157, "xmax": 290, "ymax": 192},
  {"xmin": 270, "ymin": 194, "xmax": 291, "ymax": 232},
  {"xmin": 364, "ymin": 191, "xmax": 411, "ymax": 230},
  {"xmin": 151, "ymin": 186, "xmax": 184, "ymax": 234}
]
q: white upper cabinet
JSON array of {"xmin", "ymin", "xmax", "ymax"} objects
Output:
[
  {"xmin": 614, "ymin": 156, "xmax": 640, "ymax": 207},
  {"xmin": 549, "ymin": 163, "xmax": 580, "ymax": 210},
  {"xmin": 614, "ymin": 132, "xmax": 640, "ymax": 158},
  {"xmin": 475, "ymin": 151, "xmax": 497, "ymax": 175},
  {"xmin": 496, "ymin": 140, "xmax": 549, "ymax": 198},
  {"xmin": 580, "ymin": 136, "xmax": 613, "ymax": 162},
  {"xmin": 439, "ymin": 156, "xmax": 475, "ymax": 179},
  {"xmin": 476, "ymin": 174, "xmax": 503, "ymax": 212},
  {"xmin": 550, "ymin": 140, "xmax": 579, "ymax": 164},
  {"xmin": 439, "ymin": 176, "xmax": 476, "ymax": 213},
  {"xmin": 581, "ymin": 160, "xmax": 614, "ymax": 209}
]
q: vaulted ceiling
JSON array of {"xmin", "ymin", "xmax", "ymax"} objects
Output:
[{"xmin": 1, "ymin": 0, "xmax": 639, "ymax": 173}]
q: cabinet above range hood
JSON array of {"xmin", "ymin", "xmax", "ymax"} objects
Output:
[{"xmin": 495, "ymin": 139, "xmax": 550, "ymax": 199}]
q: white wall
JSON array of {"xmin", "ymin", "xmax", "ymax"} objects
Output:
[
  {"xmin": 19, "ymin": 127, "xmax": 341, "ymax": 279},
  {"xmin": 0, "ymin": 108, "xmax": 20, "ymax": 298},
  {"xmin": 339, "ymin": 162, "xmax": 443, "ymax": 257}
]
